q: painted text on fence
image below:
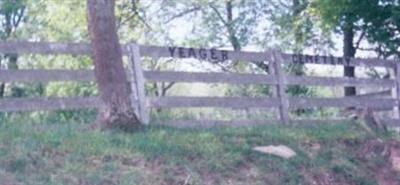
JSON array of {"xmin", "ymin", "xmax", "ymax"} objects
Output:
[{"xmin": 168, "ymin": 47, "xmax": 229, "ymax": 62}]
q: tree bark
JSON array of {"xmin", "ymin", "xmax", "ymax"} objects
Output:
[
  {"xmin": 0, "ymin": 58, "xmax": 4, "ymax": 98},
  {"xmin": 225, "ymin": 0, "xmax": 241, "ymax": 51},
  {"xmin": 7, "ymin": 54, "xmax": 24, "ymax": 97},
  {"xmin": 343, "ymin": 22, "xmax": 356, "ymax": 96},
  {"xmin": 86, "ymin": 0, "xmax": 141, "ymax": 130},
  {"xmin": 0, "ymin": 1, "xmax": 25, "ymax": 98},
  {"xmin": 289, "ymin": 0, "xmax": 309, "ymax": 115}
]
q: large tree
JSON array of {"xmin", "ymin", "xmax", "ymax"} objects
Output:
[
  {"xmin": 310, "ymin": 0, "xmax": 400, "ymax": 96},
  {"xmin": 310, "ymin": 0, "xmax": 361, "ymax": 96},
  {"xmin": 86, "ymin": 0, "xmax": 140, "ymax": 129}
]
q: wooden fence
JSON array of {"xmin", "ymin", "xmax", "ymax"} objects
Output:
[{"xmin": 0, "ymin": 42, "xmax": 399, "ymax": 127}]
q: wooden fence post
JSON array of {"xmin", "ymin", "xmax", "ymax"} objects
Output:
[
  {"xmin": 271, "ymin": 50, "xmax": 290, "ymax": 124},
  {"xmin": 394, "ymin": 61, "xmax": 400, "ymax": 119},
  {"xmin": 267, "ymin": 56, "xmax": 280, "ymax": 120},
  {"xmin": 127, "ymin": 42, "xmax": 149, "ymax": 124}
]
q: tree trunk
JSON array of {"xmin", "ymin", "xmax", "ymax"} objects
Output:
[
  {"xmin": 343, "ymin": 22, "xmax": 356, "ymax": 96},
  {"xmin": 289, "ymin": 0, "xmax": 309, "ymax": 115},
  {"xmin": 86, "ymin": 0, "xmax": 141, "ymax": 130},
  {"xmin": 225, "ymin": 0, "xmax": 241, "ymax": 51},
  {"xmin": 0, "ymin": 58, "xmax": 4, "ymax": 98},
  {"xmin": 0, "ymin": 83, "xmax": 4, "ymax": 98},
  {"xmin": 7, "ymin": 54, "xmax": 24, "ymax": 97}
]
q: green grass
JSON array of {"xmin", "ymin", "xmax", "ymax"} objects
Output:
[{"xmin": 0, "ymin": 117, "xmax": 397, "ymax": 185}]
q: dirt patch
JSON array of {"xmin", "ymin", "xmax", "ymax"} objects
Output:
[
  {"xmin": 357, "ymin": 139, "xmax": 386, "ymax": 161},
  {"xmin": 388, "ymin": 140, "xmax": 400, "ymax": 172},
  {"xmin": 302, "ymin": 140, "xmax": 321, "ymax": 159},
  {"xmin": 300, "ymin": 138, "xmax": 400, "ymax": 185},
  {"xmin": 301, "ymin": 167, "xmax": 350, "ymax": 185},
  {"xmin": 375, "ymin": 167, "xmax": 400, "ymax": 185},
  {"xmin": 376, "ymin": 140, "xmax": 400, "ymax": 185},
  {"xmin": 0, "ymin": 169, "xmax": 19, "ymax": 185},
  {"xmin": 356, "ymin": 139, "xmax": 400, "ymax": 185}
]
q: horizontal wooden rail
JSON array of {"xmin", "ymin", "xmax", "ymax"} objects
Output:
[
  {"xmin": 153, "ymin": 119, "xmax": 280, "ymax": 128},
  {"xmin": 148, "ymin": 96, "xmax": 396, "ymax": 109},
  {"xmin": 0, "ymin": 97, "xmax": 99, "ymax": 112},
  {"xmin": 148, "ymin": 96, "xmax": 281, "ymax": 108},
  {"xmin": 0, "ymin": 42, "xmax": 395, "ymax": 68},
  {"xmin": 289, "ymin": 97, "xmax": 396, "ymax": 109},
  {"xmin": 1, "ymin": 70, "xmax": 394, "ymax": 88},
  {"xmin": 286, "ymin": 76, "xmax": 395, "ymax": 87},
  {"xmin": 1, "ymin": 96, "xmax": 395, "ymax": 112},
  {"xmin": 144, "ymin": 71, "xmax": 276, "ymax": 84},
  {"xmin": 0, "ymin": 70, "xmax": 94, "ymax": 82},
  {"xmin": 0, "ymin": 42, "xmax": 91, "ymax": 55},
  {"xmin": 354, "ymin": 90, "xmax": 392, "ymax": 98},
  {"xmin": 154, "ymin": 119, "xmax": 400, "ymax": 128},
  {"xmin": 382, "ymin": 119, "xmax": 400, "ymax": 127},
  {"xmin": 153, "ymin": 119, "xmax": 348, "ymax": 128},
  {"xmin": 280, "ymin": 53, "xmax": 395, "ymax": 68},
  {"xmin": 0, "ymin": 70, "xmax": 276, "ymax": 85},
  {"xmin": 0, "ymin": 96, "xmax": 398, "ymax": 128}
]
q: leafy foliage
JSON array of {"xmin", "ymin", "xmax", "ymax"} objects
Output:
[{"xmin": 310, "ymin": 0, "xmax": 400, "ymax": 57}]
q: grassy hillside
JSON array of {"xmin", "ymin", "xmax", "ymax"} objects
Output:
[{"xmin": 0, "ymin": 119, "xmax": 399, "ymax": 185}]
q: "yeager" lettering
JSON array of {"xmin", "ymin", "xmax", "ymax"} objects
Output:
[{"xmin": 168, "ymin": 47, "xmax": 229, "ymax": 62}]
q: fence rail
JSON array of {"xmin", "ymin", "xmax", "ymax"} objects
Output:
[
  {"xmin": 0, "ymin": 42, "xmax": 396, "ymax": 67},
  {"xmin": 1, "ymin": 69, "xmax": 395, "ymax": 87},
  {"xmin": 0, "ymin": 97, "xmax": 99, "ymax": 112},
  {"xmin": 0, "ymin": 41, "xmax": 399, "ymax": 127},
  {"xmin": 154, "ymin": 119, "xmax": 400, "ymax": 128}
]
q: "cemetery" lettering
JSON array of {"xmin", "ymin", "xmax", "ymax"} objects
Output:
[{"xmin": 292, "ymin": 54, "xmax": 352, "ymax": 66}]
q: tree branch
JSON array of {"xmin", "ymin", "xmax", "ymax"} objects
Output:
[
  {"xmin": 161, "ymin": 82, "xmax": 175, "ymax": 96},
  {"xmin": 354, "ymin": 30, "xmax": 366, "ymax": 50},
  {"xmin": 165, "ymin": 6, "xmax": 201, "ymax": 23},
  {"xmin": 118, "ymin": 0, "xmax": 151, "ymax": 30},
  {"xmin": 209, "ymin": 4, "xmax": 229, "ymax": 27}
]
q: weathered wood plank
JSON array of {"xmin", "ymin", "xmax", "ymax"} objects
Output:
[
  {"xmin": 0, "ymin": 42, "xmax": 266, "ymax": 62},
  {"xmin": 144, "ymin": 71, "xmax": 276, "ymax": 85},
  {"xmin": 148, "ymin": 96, "xmax": 280, "ymax": 108},
  {"xmin": 0, "ymin": 42, "xmax": 91, "ymax": 55},
  {"xmin": 381, "ymin": 119, "xmax": 400, "ymax": 127},
  {"xmin": 153, "ymin": 118, "xmax": 399, "ymax": 128},
  {"xmin": 289, "ymin": 97, "xmax": 396, "ymax": 109},
  {"xmin": 395, "ymin": 62, "xmax": 400, "ymax": 118},
  {"xmin": 272, "ymin": 51, "xmax": 290, "ymax": 124},
  {"xmin": 0, "ymin": 70, "xmax": 276, "ymax": 85},
  {"xmin": 130, "ymin": 45, "xmax": 397, "ymax": 68},
  {"xmin": 0, "ymin": 70, "xmax": 94, "ymax": 82},
  {"xmin": 0, "ymin": 42, "xmax": 395, "ymax": 68},
  {"xmin": 280, "ymin": 53, "xmax": 395, "ymax": 68},
  {"xmin": 355, "ymin": 90, "xmax": 392, "ymax": 98},
  {"xmin": 1, "ymin": 70, "xmax": 394, "ymax": 88},
  {"xmin": 0, "ymin": 97, "xmax": 99, "ymax": 112},
  {"xmin": 286, "ymin": 76, "xmax": 395, "ymax": 87},
  {"xmin": 152, "ymin": 119, "xmax": 349, "ymax": 128},
  {"xmin": 128, "ymin": 43, "xmax": 149, "ymax": 124},
  {"xmin": 149, "ymin": 96, "xmax": 395, "ymax": 109},
  {"xmin": 152, "ymin": 119, "xmax": 278, "ymax": 128},
  {"xmin": 291, "ymin": 119, "xmax": 399, "ymax": 126},
  {"xmin": 151, "ymin": 96, "xmax": 395, "ymax": 109}
]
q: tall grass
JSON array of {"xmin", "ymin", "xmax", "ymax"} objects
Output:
[{"xmin": 0, "ymin": 115, "xmax": 393, "ymax": 184}]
